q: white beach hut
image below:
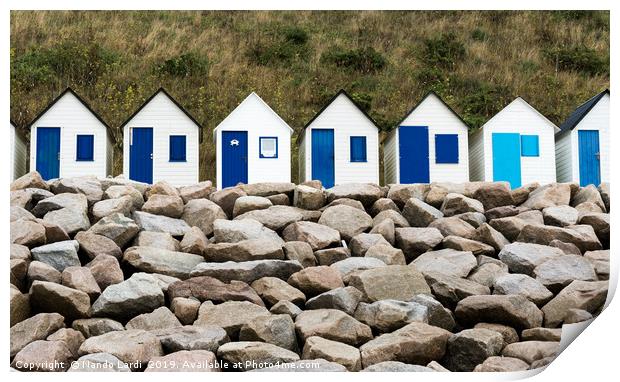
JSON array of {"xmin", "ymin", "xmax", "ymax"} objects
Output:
[{"xmin": 10, "ymin": 120, "xmax": 28, "ymax": 180}]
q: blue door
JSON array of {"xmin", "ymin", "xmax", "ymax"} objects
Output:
[
  {"xmin": 129, "ymin": 128, "xmax": 153, "ymax": 184},
  {"xmin": 399, "ymin": 126, "xmax": 430, "ymax": 183},
  {"xmin": 222, "ymin": 131, "xmax": 248, "ymax": 188},
  {"xmin": 578, "ymin": 130, "xmax": 601, "ymax": 186},
  {"xmin": 492, "ymin": 133, "xmax": 521, "ymax": 188},
  {"xmin": 36, "ymin": 127, "xmax": 61, "ymax": 180},
  {"xmin": 311, "ymin": 129, "xmax": 335, "ymax": 188}
]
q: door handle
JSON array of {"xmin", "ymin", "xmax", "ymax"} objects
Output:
[
  {"xmin": 150, "ymin": 153, "xmax": 153, "ymax": 160},
  {"xmin": 596, "ymin": 153, "xmax": 600, "ymax": 160}
]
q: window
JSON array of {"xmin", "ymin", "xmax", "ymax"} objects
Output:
[
  {"xmin": 350, "ymin": 136, "xmax": 367, "ymax": 162},
  {"xmin": 435, "ymin": 134, "xmax": 459, "ymax": 163},
  {"xmin": 169, "ymin": 135, "xmax": 187, "ymax": 162},
  {"xmin": 521, "ymin": 135, "xmax": 539, "ymax": 157},
  {"xmin": 76, "ymin": 135, "xmax": 94, "ymax": 161},
  {"xmin": 259, "ymin": 137, "xmax": 278, "ymax": 158}
]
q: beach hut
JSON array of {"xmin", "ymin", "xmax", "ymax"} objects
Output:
[
  {"xmin": 556, "ymin": 90, "xmax": 609, "ymax": 186},
  {"xmin": 469, "ymin": 97, "xmax": 559, "ymax": 188},
  {"xmin": 214, "ymin": 92, "xmax": 292, "ymax": 189},
  {"xmin": 28, "ymin": 88, "xmax": 114, "ymax": 181},
  {"xmin": 384, "ymin": 91, "xmax": 469, "ymax": 184},
  {"xmin": 121, "ymin": 88, "xmax": 202, "ymax": 186},
  {"xmin": 298, "ymin": 89, "xmax": 380, "ymax": 188},
  {"xmin": 10, "ymin": 120, "xmax": 28, "ymax": 180}
]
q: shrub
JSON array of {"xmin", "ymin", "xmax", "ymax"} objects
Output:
[
  {"xmin": 545, "ymin": 46, "xmax": 608, "ymax": 76},
  {"xmin": 159, "ymin": 52, "xmax": 209, "ymax": 77},
  {"xmin": 423, "ymin": 33, "xmax": 466, "ymax": 69},
  {"xmin": 320, "ymin": 46, "xmax": 387, "ymax": 73},
  {"xmin": 350, "ymin": 91, "xmax": 373, "ymax": 113},
  {"xmin": 283, "ymin": 26, "xmax": 308, "ymax": 45},
  {"xmin": 471, "ymin": 28, "xmax": 487, "ymax": 41},
  {"xmin": 247, "ymin": 25, "xmax": 309, "ymax": 66}
]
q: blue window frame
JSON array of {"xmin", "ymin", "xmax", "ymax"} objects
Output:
[
  {"xmin": 259, "ymin": 136, "xmax": 278, "ymax": 158},
  {"xmin": 350, "ymin": 136, "xmax": 367, "ymax": 162},
  {"xmin": 521, "ymin": 135, "xmax": 539, "ymax": 157},
  {"xmin": 169, "ymin": 135, "xmax": 187, "ymax": 162},
  {"xmin": 76, "ymin": 134, "xmax": 94, "ymax": 161},
  {"xmin": 435, "ymin": 134, "xmax": 459, "ymax": 164}
]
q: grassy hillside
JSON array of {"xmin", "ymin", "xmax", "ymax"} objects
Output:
[{"xmin": 10, "ymin": 10, "xmax": 609, "ymax": 183}]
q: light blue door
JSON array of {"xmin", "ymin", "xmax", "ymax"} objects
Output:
[
  {"xmin": 578, "ymin": 130, "xmax": 601, "ymax": 186},
  {"xmin": 399, "ymin": 126, "xmax": 430, "ymax": 183},
  {"xmin": 36, "ymin": 127, "xmax": 61, "ymax": 180},
  {"xmin": 311, "ymin": 129, "xmax": 335, "ymax": 188},
  {"xmin": 129, "ymin": 128, "xmax": 153, "ymax": 184},
  {"xmin": 222, "ymin": 131, "xmax": 248, "ymax": 188},
  {"xmin": 492, "ymin": 133, "xmax": 521, "ymax": 188}
]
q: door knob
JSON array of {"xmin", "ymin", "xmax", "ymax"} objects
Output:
[{"xmin": 150, "ymin": 153, "xmax": 153, "ymax": 160}]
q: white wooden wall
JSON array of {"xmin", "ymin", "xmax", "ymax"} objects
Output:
[
  {"xmin": 122, "ymin": 92, "xmax": 200, "ymax": 187},
  {"xmin": 468, "ymin": 128, "xmax": 485, "ymax": 181},
  {"xmin": 29, "ymin": 92, "xmax": 111, "ymax": 179},
  {"xmin": 298, "ymin": 133, "xmax": 306, "ymax": 182},
  {"xmin": 383, "ymin": 129, "xmax": 397, "ymax": 184},
  {"xmin": 11, "ymin": 124, "xmax": 28, "ymax": 180},
  {"xmin": 215, "ymin": 93, "xmax": 292, "ymax": 189},
  {"xmin": 303, "ymin": 93, "xmax": 379, "ymax": 185},
  {"xmin": 555, "ymin": 131, "xmax": 572, "ymax": 183}
]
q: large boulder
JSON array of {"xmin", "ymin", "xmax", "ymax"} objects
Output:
[
  {"xmin": 349, "ymin": 233, "xmax": 390, "ymax": 257},
  {"xmin": 133, "ymin": 211, "xmax": 191, "ymax": 237},
  {"xmin": 11, "ymin": 171, "xmax": 49, "ymax": 191},
  {"xmin": 104, "ymin": 185, "xmax": 144, "ymax": 209},
  {"xmin": 579, "ymin": 212, "xmax": 610, "ymax": 246},
  {"xmin": 213, "ymin": 218, "xmax": 282, "ymax": 243},
  {"xmin": 295, "ymin": 309, "xmax": 373, "ymax": 346},
  {"xmin": 123, "ymin": 246, "xmax": 204, "ymax": 279},
  {"xmin": 92, "ymin": 196, "xmax": 134, "ymax": 221},
  {"xmin": 584, "ymin": 249, "xmax": 609, "ymax": 280},
  {"xmin": 181, "ymin": 199, "xmax": 227, "ymax": 236},
  {"xmin": 387, "ymin": 184, "xmax": 430, "ymax": 208},
  {"xmin": 251, "ymin": 277, "xmax": 306, "ymax": 306},
  {"xmin": 288, "ymin": 266, "xmax": 344, "ymax": 297},
  {"xmin": 302, "ymin": 336, "xmax": 361, "ymax": 371},
  {"xmin": 29, "ymin": 281, "xmax": 91, "ymax": 320},
  {"xmin": 294, "ymin": 185, "xmax": 326, "ymax": 210},
  {"xmin": 516, "ymin": 224, "xmax": 602, "ymax": 252},
  {"xmin": 444, "ymin": 328, "xmax": 504, "ymax": 371},
  {"xmin": 326, "ymin": 183, "xmax": 384, "ymax": 208},
  {"xmin": 348, "ymin": 265, "xmax": 430, "ymax": 302},
  {"xmin": 402, "ymin": 197, "xmax": 443, "ymax": 227},
  {"xmin": 52, "ymin": 176, "xmax": 103, "ymax": 205},
  {"xmin": 32, "ymin": 192, "xmax": 88, "ymax": 216},
  {"xmin": 498, "ymin": 242, "xmax": 563, "ymax": 275},
  {"xmin": 543, "ymin": 205, "xmax": 579, "ymax": 227},
  {"xmin": 493, "ymin": 273, "xmax": 553, "ymax": 306},
  {"xmin": 194, "ymin": 301, "xmax": 270, "ymax": 338},
  {"xmin": 210, "ymin": 187, "xmax": 247, "ymax": 218},
  {"xmin": 235, "ymin": 205, "xmax": 320, "ymax": 231},
  {"xmin": 282, "ymin": 221, "xmax": 341, "ymax": 250},
  {"xmin": 598, "ymin": 183, "xmax": 610, "ymax": 212},
  {"xmin": 71, "ymin": 318, "xmax": 124, "ymax": 338},
  {"xmin": 142, "ymin": 194, "xmax": 184, "ymax": 218},
  {"xmin": 11, "ymin": 219, "xmax": 47, "ymax": 248},
  {"xmin": 440, "ymin": 193, "xmax": 484, "ymax": 216},
  {"xmin": 43, "ymin": 207, "xmax": 91, "ymax": 236},
  {"xmin": 474, "ymin": 223, "xmax": 510, "ymax": 251},
  {"xmin": 305, "ymin": 286, "xmax": 363, "ymax": 315},
  {"xmin": 145, "ymin": 350, "xmax": 220, "ymax": 372},
  {"xmin": 394, "ymin": 227, "xmax": 443, "ymax": 261},
  {"xmin": 10, "ymin": 312, "xmax": 65, "ymax": 357},
  {"xmin": 10, "ymin": 285, "xmax": 30, "ymax": 326},
  {"xmin": 423, "ymin": 272, "xmax": 490, "ymax": 307},
  {"xmin": 74, "ymin": 231, "xmax": 122, "ymax": 260},
  {"xmin": 521, "ymin": 183, "xmax": 572, "ymax": 209},
  {"xmin": 78, "ymin": 330, "xmax": 163, "ymax": 370},
  {"xmin": 217, "ymin": 341, "xmax": 299, "ymax": 371},
  {"xmin": 455, "ymin": 294, "xmax": 543, "ymax": 329},
  {"xmin": 11, "ymin": 340, "xmax": 73, "ymax": 372},
  {"xmin": 533, "ymin": 255, "xmax": 597, "ymax": 293},
  {"xmin": 145, "ymin": 181, "xmax": 179, "ymax": 198},
  {"xmin": 282, "ymin": 241, "xmax": 316, "ymax": 268},
  {"xmin": 180, "ymin": 227, "xmax": 209, "ymax": 255},
  {"xmin": 88, "ymin": 213, "xmax": 140, "ymax": 247},
  {"xmin": 232, "ymin": 195, "xmax": 273, "ymax": 217},
  {"xmin": 168, "ymin": 276, "xmax": 264, "ymax": 306},
  {"xmin": 61, "ymin": 266, "xmax": 101, "ymax": 301},
  {"xmin": 572, "ymin": 184, "xmax": 606, "ymax": 211},
  {"xmin": 541, "ymin": 280, "xmax": 608, "ymax": 327},
  {"xmin": 429, "ymin": 217, "xmax": 476, "ymax": 239},
  {"xmin": 318, "ymin": 205, "xmax": 373, "ymax": 241},
  {"xmin": 125, "ymin": 307, "xmax": 182, "ymax": 331},
  {"xmin": 472, "ymin": 182, "xmax": 514, "ymax": 210},
  {"xmin": 442, "ymin": 236, "xmax": 495, "ymax": 257},
  {"xmin": 501, "ymin": 341, "xmax": 559, "ymax": 364},
  {"xmin": 90, "ymin": 273, "xmax": 165, "ymax": 320},
  {"xmin": 204, "ymin": 239, "xmax": 284, "ymax": 262},
  {"xmin": 239, "ymin": 314, "xmax": 298, "ymax": 352},
  {"xmin": 31, "ymin": 240, "xmax": 80, "ymax": 272},
  {"xmin": 239, "ymin": 182, "xmax": 295, "ymax": 197},
  {"xmin": 132, "ymin": 231, "xmax": 180, "ymax": 251},
  {"xmin": 373, "ymin": 209, "xmax": 410, "ymax": 228},
  {"xmin": 179, "ymin": 181, "xmax": 213, "ymax": 203},
  {"xmin": 330, "ymin": 258, "xmax": 387, "ymax": 281},
  {"xmin": 354, "ymin": 299, "xmax": 429, "ymax": 333},
  {"xmin": 86, "ymin": 254, "xmax": 124, "ymax": 290},
  {"xmin": 411, "ymin": 249, "xmax": 477, "ymax": 278},
  {"xmin": 191, "ymin": 260, "xmax": 303, "ymax": 284},
  {"xmin": 473, "ymin": 356, "xmax": 529, "ymax": 372},
  {"xmin": 151, "ymin": 325, "xmax": 229, "ymax": 353}
]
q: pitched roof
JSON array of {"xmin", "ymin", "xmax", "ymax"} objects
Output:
[
  {"xmin": 393, "ymin": 91, "xmax": 470, "ymax": 130},
  {"xmin": 303, "ymin": 89, "xmax": 380, "ymax": 130},
  {"xmin": 559, "ymin": 89, "xmax": 610, "ymax": 133},
  {"xmin": 482, "ymin": 96, "xmax": 560, "ymax": 133},
  {"xmin": 10, "ymin": 119, "xmax": 28, "ymax": 141},
  {"xmin": 26, "ymin": 87, "xmax": 114, "ymax": 140}
]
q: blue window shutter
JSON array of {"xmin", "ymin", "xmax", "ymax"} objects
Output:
[
  {"xmin": 169, "ymin": 135, "xmax": 187, "ymax": 162},
  {"xmin": 521, "ymin": 135, "xmax": 539, "ymax": 157},
  {"xmin": 350, "ymin": 136, "xmax": 367, "ymax": 162},
  {"xmin": 435, "ymin": 134, "xmax": 459, "ymax": 163},
  {"xmin": 76, "ymin": 135, "xmax": 94, "ymax": 161}
]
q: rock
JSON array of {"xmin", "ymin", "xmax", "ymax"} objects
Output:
[
  {"xmin": 473, "ymin": 356, "xmax": 529, "ymax": 372},
  {"xmin": 30, "ymin": 240, "xmax": 79, "ymax": 272},
  {"xmin": 498, "ymin": 243, "xmax": 563, "ymax": 275},
  {"xmin": 282, "ymin": 221, "xmax": 341, "ymax": 250},
  {"xmin": 88, "ymin": 213, "xmax": 140, "ymax": 247},
  {"xmin": 474, "ymin": 323, "xmax": 519, "ymax": 345},
  {"xmin": 141, "ymin": 194, "xmax": 184, "ymax": 218},
  {"xmin": 348, "ymin": 265, "xmax": 430, "ymax": 302},
  {"xmin": 369, "ymin": 218, "xmax": 395, "ymax": 245},
  {"xmin": 233, "ymin": 195, "xmax": 273, "ymax": 217},
  {"xmin": 86, "ymin": 254, "xmax": 124, "ymax": 290},
  {"xmin": 306, "ymin": 286, "xmax": 363, "ymax": 315},
  {"xmin": 104, "ymin": 184, "xmax": 144, "ymax": 209},
  {"xmin": 71, "ymin": 318, "xmax": 124, "ymax": 338},
  {"xmin": 318, "ymin": 205, "xmax": 372, "ymax": 241},
  {"xmin": 239, "ymin": 314, "xmax": 298, "ymax": 352},
  {"xmin": 78, "ymin": 330, "xmax": 163, "ymax": 369},
  {"xmin": 584, "ymin": 250, "xmax": 609, "ymax": 280},
  {"xmin": 90, "ymin": 273, "xmax": 164, "ymax": 320},
  {"xmin": 270, "ymin": 301, "xmax": 303, "ymax": 319},
  {"xmin": 75, "ymin": 231, "xmax": 122, "ymax": 260},
  {"xmin": 473, "ymin": 182, "xmax": 514, "ymax": 210},
  {"xmin": 168, "ymin": 276, "xmax": 264, "ymax": 306},
  {"xmin": 145, "ymin": 180, "xmax": 179, "ymax": 198},
  {"xmin": 354, "ymin": 299, "xmax": 428, "ymax": 332},
  {"xmin": 210, "ymin": 187, "xmax": 247, "ymax": 218},
  {"xmin": 125, "ymin": 307, "xmax": 182, "ymax": 330},
  {"xmin": 364, "ymin": 361, "xmax": 436, "ymax": 372},
  {"xmin": 11, "ymin": 258, "xmax": 28, "ymax": 289},
  {"xmin": 288, "ymin": 266, "xmax": 344, "ymax": 297},
  {"xmin": 68, "ymin": 352, "xmax": 131, "ymax": 372},
  {"xmin": 493, "ymin": 274, "xmax": 553, "ymax": 306},
  {"xmin": 44, "ymin": 207, "xmax": 91, "ymax": 236},
  {"xmin": 213, "ymin": 218, "xmax": 282, "ymax": 244},
  {"xmin": 302, "ymin": 336, "xmax": 361, "ymax": 371},
  {"xmin": 92, "ymin": 196, "xmax": 134, "ymax": 222},
  {"xmin": 572, "ymin": 184, "xmax": 606, "ymax": 211},
  {"xmin": 11, "ymin": 243, "xmax": 31, "ymax": 261},
  {"xmin": 441, "ymin": 193, "xmax": 484, "ymax": 216},
  {"xmin": 61, "ymin": 266, "xmax": 101, "ymax": 301},
  {"xmin": 533, "ymin": 255, "xmax": 597, "ymax": 293},
  {"xmin": 282, "ymin": 241, "xmax": 316, "ymax": 268},
  {"xmin": 195, "ymin": 301, "xmax": 270, "ymax": 338},
  {"xmin": 365, "ymin": 244, "xmax": 406, "ymax": 265},
  {"xmin": 217, "ymin": 341, "xmax": 299, "ymax": 371},
  {"xmin": 395, "ymin": 227, "xmax": 443, "ymax": 261},
  {"xmin": 522, "ymin": 327, "xmax": 562, "ymax": 342},
  {"xmin": 579, "ymin": 212, "xmax": 610, "ymax": 246},
  {"xmin": 455, "ymin": 295, "xmax": 543, "ymax": 329},
  {"xmin": 315, "ymin": 247, "xmax": 350, "ymax": 265},
  {"xmin": 575, "ymin": 201, "xmax": 604, "ymax": 215},
  {"xmin": 387, "ymin": 184, "xmax": 430, "ymax": 208},
  {"xmin": 267, "ymin": 193, "xmax": 290, "ymax": 205},
  {"xmin": 521, "ymin": 183, "xmax": 572, "ymax": 209},
  {"xmin": 11, "ymin": 205, "xmax": 35, "ymax": 221},
  {"xmin": 11, "ymin": 219, "xmax": 46, "ymax": 248},
  {"xmin": 429, "ymin": 217, "xmax": 476, "ymax": 239},
  {"xmin": 251, "ymin": 277, "xmax": 306, "ymax": 307},
  {"xmin": 489, "ymin": 216, "xmax": 530, "ymax": 241},
  {"xmin": 29, "ymin": 281, "xmax": 90, "ymax": 320},
  {"xmin": 349, "ymin": 233, "xmax": 390, "ymax": 257},
  {"xmin": 191, "ymin": 260, "xmax": 303, "ymax": 284},
  {"xmin": 402, "ymin": 197, "xmax": 443, "ymax": 227},
  {"xmin": 541, "ymin": 280, "xmax": 608, "ymax": 327},
  {"xmin": 204, "ymin": 239, "xmax": 283, "ymax": 262},
  {"xmin": 330, "ymin": 257, "xmax": 387, "ymax": 281},
  {"xmin": 235, "ymin": 205, "xmax": 320, "ymax": 231},
  {"xmin": 485, "ymin": 205, "xmax": 520, "ymax": 220},
  {"xmin": 295, "ymin": 309, "xmax": 373, "ymax": 346},
  {"xmin": 145, "ymin": 350, "xmax": 219, "ymax": 372},
  {"xmin": 12, "ymin": 188, "xmax": 54, "ymax": 210},
  {"xmin": 10, "ymin": 285, "xmax": 30, "ymax": 326},
  {"xmin": 598, "ymin": 183, "xmax": 610, "ymax": 211},
  {"xmin": 501, "ymin": 341, "xmax": 559, "ymax": 364},
  {"xmin": 11, "ymin": 171, "xmax": 49, "ymax": 191},
  {"xmin": 516, "ymin": 223, "xmax": 602, "ymax": 253},
  {"xmin": 12, "ymin": 340, "xmax": 73, "ymax": 371},
  {"xmin": 10, "ymin": 313, "xmax": 65, "ymax": 357},
  {"xmin": 52, "ymin": 176, "xmax": 103, "ymax": 205},
  {"xmin": 423, "ymin": 272, "xmax": 490, "ymax": 307},
  {"xmin": 170, "ymin": 297, "xmax": 200, "ymax": 324},
  {"xmin": 239, "ymin": 182, "xmax": 295, "ymax": 198},
  {"xmin": 180, "ymin": 226, "xmax": 208, "ymax": 254},
  {"xmin": 152, "ymin": 325, "xmax": 229, "ymax": 353},
  {"xmin": 123, "ymin": 246, "xmax": 204, "ymax": 279},
  {"xmin": 47, "ymin": 327, "xmax": 85, "ymax": 357},
  {"xmin": 326, "ymin": 183, "xmax": 383, "ymax": 208},
  {"xmin": 373, "ymin": 209, "xmax": 410, "ymax": 228},
  {"xmin": 322, "ymin": 197, "xmax": 366, "ymax": 211},
  {"xmin": 179, "ymin": 181, "xmax": 213, "ymax": 203},
  {"xmin": 360, "ymin": 322, "xmax": 451, "ymax": 367},
  {"xmin": 134, "ymin": 210, "xmax": 191, "ymax": 237},
  {"xmin": 410, "ymin": 294, "xmax": 456, "ymax": 331},
  {"xmin": 101, "ymin": 177, "xmax": 149, "ymax": 194},
  {"xmin": 132, "ymin": 231, "xmax": 180, "ymax": 251},
  {"xmin": 294, "ymin": 185, "xmax": 325, "ymax": 210},
  {"xmin": 473, "ymin": 223, "xmax": 510, "ymax": 251},
  {"xmin": 251, "ymin": 358, "xmax": 347, "ymax": 372},
  {"xmin": 444, "ymin": 328, "xmax": 504, "ymax": 371},
  {"xmin": 411, "ymin": 249, "xmax": 476, "ymax": 278},
  {"xmin": 563, "ymin": 308, "xmax": 593, "ymax": 323},
  {"xmin": 32, "ymin": 192, "xmax": 88, "ymax": 216},
  {"xmin": 37, "ymin": 218, "xmax": 70, "ymax": 243},
  {"xmin": 442, "ymin": 236, "xmax": 494, "ymax": 258},
  {"xmin": 543, "ymin": 205, "xmax": 579, "ymax": 226},
  {"xmin": 369, "ymin": 198, "xmax": 399, "ymax": 216}
]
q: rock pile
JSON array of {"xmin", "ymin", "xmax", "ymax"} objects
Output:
[{"xmin": 10, "ymin": 173, "xmax": 610, "ymax": 372}]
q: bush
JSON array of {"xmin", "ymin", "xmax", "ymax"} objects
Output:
[
  {"xmin": 471, "ymin": 28, "xmax": 487, "ymax": 41},
  {"xmin": 457, "ymin": 81, "xmax": 511, "ymax": 128},
  {"xmin": 283, "ymin": 26, "xmax": 308, "ymax": 45},
  {"xmin": 159, "ymin": 52, "xmax": 209, "ymax": 77},
  {"xmin": 321, "ymin": 46, "xmax": 387, "ymax": 73},
  {"xmin": 247, "ymin": 25, "xmax": 309, "ymax": 66},
  {"xmin": 350, "ymin": 91, "xmax": 373, "ymax": 113},
  {"xmin": 423, "ymin": 33, "xmax": 466, "ymax": 69},
  {"xmin": 545, "ymin": 46, "xmax": 608, "ymax": 76}
]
